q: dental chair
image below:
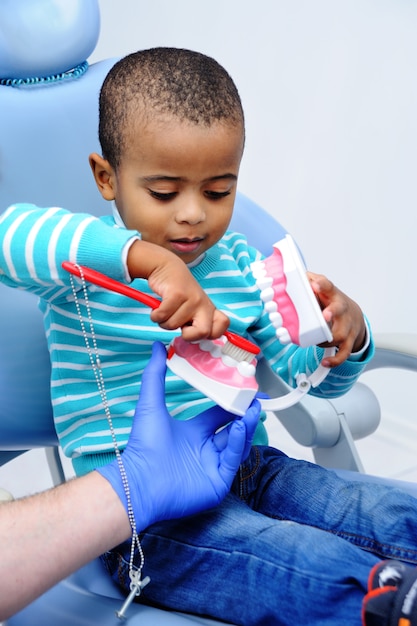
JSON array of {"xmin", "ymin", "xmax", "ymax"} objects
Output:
[{"xmin": 2, "ymin": 2, "xmax": 417, "ymax": 624}]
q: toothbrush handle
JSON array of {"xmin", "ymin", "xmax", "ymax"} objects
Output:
[{"xmin": 62, "ymin": 261, "xmax": 161, "ymax": 310}]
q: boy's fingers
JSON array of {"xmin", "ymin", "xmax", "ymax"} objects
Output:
[{"xmin": 208, "ymin": 310, "xmax": 230, "ymax": 339}]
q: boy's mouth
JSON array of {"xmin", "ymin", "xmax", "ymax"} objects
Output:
[{"xmin": 170, "ymin": 237, "xmax": 204, "ymax": 254}]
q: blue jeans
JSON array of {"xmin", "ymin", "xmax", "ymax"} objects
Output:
[{"xmin": 102, "ymin": 446, "xmax": 417, "ymax": 625}]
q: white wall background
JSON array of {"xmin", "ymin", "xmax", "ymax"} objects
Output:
[{"xmin": 90, "ymin": 0, "xmax": 417, "ymax": 427}]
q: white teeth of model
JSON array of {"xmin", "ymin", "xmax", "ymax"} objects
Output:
[
  {"xmin": 269, "ymin": 311, "xmax": 283, "ymax": 328},
  {"xmin": 221, "ymin": 354, "xmax": 238, "ymax": 369},
  {"xmin": 219, "ymin": 353, "xmax": 257, "ymax": 378},
  {"xmin": 260, "ymin": 287, "xmax": 275, "ymax": 302},
  {"xmin": 198, "ymin": 346, "xmax": 257, "ymax": 378},
  {"xmin": 265, "ymin": 300, "xmax": 278, "ymax": 314},
  {"xmin": 251, "ymin": 261, "xmax": 266, "ymax": 279},
  {"xmin": 276, "ymin": 327, "xmax": 291, "ymax": 344},
  {"xmin": 256, "ymin": 276, "xmax": 273, "ymax": 291},
  {"xmin": 211, "ymin": 344, "xmax": 223, "ymax": 359},
  {"xmin": 199, "ymin": 340, "xmax": 224, "ymax": 359},
  {"xmin": 237, "ymin": 361, "xmax": 257, "ymax": 378}
]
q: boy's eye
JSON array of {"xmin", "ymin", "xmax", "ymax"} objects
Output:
[
  {"xmin": 205, "ymin": 190, "xmax": 231, "ymax": 200},
  {"xmin": 149, "ymin": 190, "xmax": 177, "ymax": 201}
]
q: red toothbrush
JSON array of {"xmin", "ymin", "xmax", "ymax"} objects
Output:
[{"xmin": 62, "ymin": 261, "xmax": 260, "ymax": 358}]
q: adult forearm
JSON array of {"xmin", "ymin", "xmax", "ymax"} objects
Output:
[{"xmin": 0, "ymin": 471, "xmax": 131, "ymax": 620}]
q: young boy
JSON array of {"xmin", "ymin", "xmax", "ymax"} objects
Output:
[{"xmin": 1, "ymin": 47, "xmax": 417, "ymax": 626}]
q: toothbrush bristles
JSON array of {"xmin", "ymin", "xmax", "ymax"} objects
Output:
[{"xmin": 221, "ymin": 340, "xmax": 256, "ymax": 363}]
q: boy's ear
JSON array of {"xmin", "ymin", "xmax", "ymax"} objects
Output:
[{"xmin": 89, "ymin": 153, "xmax": 116, "ymax": 200}]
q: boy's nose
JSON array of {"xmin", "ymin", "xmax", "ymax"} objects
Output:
[{"xmin": 175, "ymin": 200, "xmax": 205, "ymax": 225}]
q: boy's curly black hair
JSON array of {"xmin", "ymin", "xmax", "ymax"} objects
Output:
[{"xmin": 98, "ymin": 47, "xmax": 244, "ymax": 168}]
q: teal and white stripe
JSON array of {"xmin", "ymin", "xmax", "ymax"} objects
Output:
[{"xmin": 1, "ymin": 203, "xmax": 373, "ymax": 476}]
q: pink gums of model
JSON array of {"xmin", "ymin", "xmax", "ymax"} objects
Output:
[
  {"xmin": 251, "ymin": 235, "xmax": 333, "ymax": 348},
  {"xmin": 167, "ymin": 335, "xmax": 259, "ymax": 416}
]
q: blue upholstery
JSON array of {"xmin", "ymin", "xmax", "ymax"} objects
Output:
[
  {"xmin": 9, "ymin": 559, "xmax": 225, "ymax": 626},
  {"xmin": 0, "ymin": 0, "xmax": 100, "ymax": 80}
]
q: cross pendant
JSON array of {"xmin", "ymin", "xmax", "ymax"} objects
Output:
[{"xmin": 115, "ymin": 570, "xmax": 151, "ymax": 620}]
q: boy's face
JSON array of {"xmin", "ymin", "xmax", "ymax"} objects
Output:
[{"xmin": 90, "ymin": 116, "xmax": 244, "ymax": 265}]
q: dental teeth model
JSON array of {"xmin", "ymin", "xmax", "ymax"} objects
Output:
[
  {"xmin": 251, "ymin": 234, "xmax": 333, "ymax": 348},
  {"xmin": 167, "ymin": 334, "xmax": 260, "ymax": 416}
]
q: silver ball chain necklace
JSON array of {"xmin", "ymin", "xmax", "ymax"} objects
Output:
[{"xmin": 69, "ymin": 265, "xmax": 150, "ymax": 619}]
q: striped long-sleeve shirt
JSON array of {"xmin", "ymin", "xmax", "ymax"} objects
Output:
[{"xmin": 0, "ymin": 203, "xmax": 374, "ymax": 475}]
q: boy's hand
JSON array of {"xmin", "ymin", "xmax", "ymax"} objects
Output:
[
  {"xmin": 127, "ymin": 240, "xmax": 229, "ymax": 341},
  {"xmin": 308, "ymin": 272, "xmax": 367, "ymax": 368},
  {"xmin": 149, "ymin": 262, "xmax": 229, "ymax": 341}
]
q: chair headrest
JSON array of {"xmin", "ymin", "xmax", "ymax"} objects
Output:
[{"xmin": 0, "ymin": 0, "xmax": 100, "ymax": 80}]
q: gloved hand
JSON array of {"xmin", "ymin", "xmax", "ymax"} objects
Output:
[{"xmin": 97, "ymin": 341, "xmax": 261, "ymax": 530}]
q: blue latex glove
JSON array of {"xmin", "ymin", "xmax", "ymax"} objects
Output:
[{"xmin": 98, "ymin": 341, "xmax": 261, "ymax": 530}]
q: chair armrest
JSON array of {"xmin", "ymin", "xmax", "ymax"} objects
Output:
[
  {"xmin": 257, "ymin": 357, "xmax": 380, "ymax": 445},
  {"xmin": 366, "ymin": 333, "xmax": 417, "ymax": 372},
  {"xmin": 257, "ymin": 357, "xmax": 381, "ymax": 472}
]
